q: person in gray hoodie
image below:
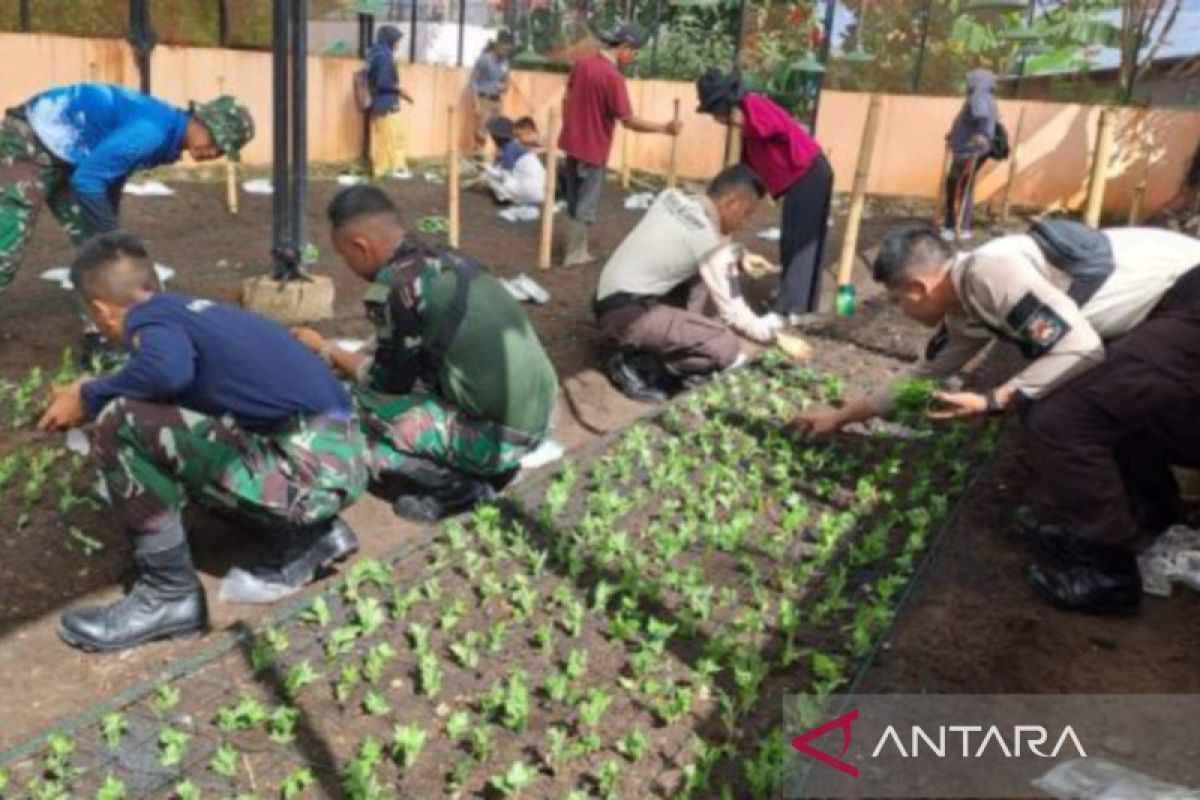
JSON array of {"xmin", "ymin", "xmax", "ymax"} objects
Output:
[{"xmin": 943, "ymin": 69, "xmax": 998, "ymax": 242}]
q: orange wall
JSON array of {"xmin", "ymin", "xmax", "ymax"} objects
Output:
[{"xmin": 3, "ymin": 33, "xmax": 1197, "ymax": 215}]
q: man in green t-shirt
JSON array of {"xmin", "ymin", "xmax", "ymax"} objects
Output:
[{"xmin": 294, "ymin": 185, "xmax": 558, "ymax": 522}]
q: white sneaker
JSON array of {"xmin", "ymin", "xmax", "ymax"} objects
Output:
[
  {"xmin": 939, "ymin": 228, "xmax": 955, "ymax": 242},
  {"xmin": 762, "ymin": 312, "xmax": 787, "ymax": 333},
  {"xmin": 499, "ymin": 278, "xmax": 530, "ymax": 302},
  {"xmin": 512, "ymin": 273, "xmax": 551, "ymax": 305},
  {"xmin": 959, "ymin": 230, "xmax": 974, "ymax": 241},
  {"xmin": 390, "ymin": 169, "xmax": 414, "ymax": 180}
]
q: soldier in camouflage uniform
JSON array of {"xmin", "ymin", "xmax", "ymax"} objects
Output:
[
  {"xmin": 294, "ymin": 185, "xmax": 558, "ymax": 522},
  {"xmin": 39, "ymin": 233, "xmax": 366, "ymax": 653},
  {"xmin": 2, "ymin": 84, "xmax": 253, "ymax": 359}
]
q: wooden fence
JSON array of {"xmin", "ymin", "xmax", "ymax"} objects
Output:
[{"xmin": 2, "ymin": 32, "xmax": 1198, "ymax": 215}]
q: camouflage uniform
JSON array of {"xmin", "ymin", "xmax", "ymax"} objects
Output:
[
  {"xmin": 91, "ymin": 398, "xmax": 369, "ymax": 536},
  {"xmin": 0, "ymin": 113, "xmax": 86, "ymax": 294},
  {"xmin": 355, "ymin": 237, "xmax": 556, "ymax": 479}
]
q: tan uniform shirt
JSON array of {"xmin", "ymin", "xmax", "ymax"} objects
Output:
[
  {"xmin": 868, "ymin": 227, "xmax": 1200, "ymax": 415},
  {"xmin": 596, "ymin": 190, "xmax": 775, "ymax": 342}
]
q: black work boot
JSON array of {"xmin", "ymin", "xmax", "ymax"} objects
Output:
[
  {"xmin": 393, "ymin": 475, "xmax": 496, "ymax": 523},
  {"xmin": 606, "ymin": 352, "xmax": 672, "ymax": 403},
  {"xmin": 1026, "ymin": 543, "xmax": 1143, "ymax": 615},
  {"xmin": 58, "ymin": 544, "xmax": 207, "ymax": 653},
  {"xmin": 221, "ymin": 517, "xmax": 359, "ymax": 604},
  {"xmin": 1013, "ymin": 506, "xmax": 1109, "ymax": 562}
]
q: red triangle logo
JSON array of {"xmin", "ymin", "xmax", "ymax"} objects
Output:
[{"xmin": 791, "ymin": 708, "xmax": 859, "ymax": 778}]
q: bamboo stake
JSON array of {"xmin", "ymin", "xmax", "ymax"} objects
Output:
[
  {"xmin": 835, "ymin": 94, "xmax": 883, "ymax": 313},
  {"xmin": 220, "ymin": 76, "xmax": 239, "ymax": 215},
  {"xmin": 448, "ymin": 104, "xmax": 460, "ymax": 248},
  {"xmin": 538, "ymin": 109, "xmax": 560, "ymax": 270},
  {"xmin": 1128, "ymin": 110, "xmax": 1151, "ymax": 225},
  {"xmin": 932, "ymin": 145, "xmax": 951, "ymax": 226},
  {"xmin": 998, "ymin": 106, "xmax": 1026, "ymax": 224},
  {"xmin": 724, "ymin": 125, "xmax": 743, "ymax": 168},
  {"xmin": 620, "ymin": 129, "xmax": 631, "ymax": 190},
  {"xmin": 666, "ymin": 98, "xmax": 681, "ymax": 190},
  {"xmin": 1084, "ymin": 108, "xmax": 1115, "ymax": 228}
]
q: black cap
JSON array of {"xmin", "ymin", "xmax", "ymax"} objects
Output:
[
  {"xmin": 600, "ymin": 21, "xmax": 645, "ymax": 48},
  {"xmin": 696, "ymin": 68, "xmax": 745, "ymax": 114},
  {"xmin": 487, "ymin": 116, "xmax": 514, "ymax": 140}
]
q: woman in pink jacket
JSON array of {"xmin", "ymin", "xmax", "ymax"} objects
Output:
[{"xmin": 696, "ymin": 69, "xmax": 834, "ymax": 318}]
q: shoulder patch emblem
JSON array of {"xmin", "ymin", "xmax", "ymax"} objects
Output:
[{"xmin": 1005, "ymin": 292, "xmax": 1069, "ymax": 358}]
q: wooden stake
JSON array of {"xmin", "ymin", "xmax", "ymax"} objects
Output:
[
  {"xmin": 538, "ymin": 109, "xmax": 560, "ymax": 271},
  {"xmin": 219, "ymin": 76, "xmax": 238, "ymax": 215},
  {"xmin": 998, "ymin": 106, "xmax": 1026, "ymax": 224},
  {"xmin": 932, "ymin": 145, "xmax": 951, "ymax": 226},
  {"xmin": 724, "ymin": 125, "xmax": 742, "ymax": 168},
  {"xmin": 1084, "ymin": 108, "xmax": 1115, "ymax": 228},
  {"xmin": 666, "ymin": 98, "xmax": 681, "ymax": 190},
  {"xmin": 1128, "ymin": 110, "xmax": 1151, "ymax": 225},
  {"xmin": 620, "ymin": 129, "xmax": 631, "ymax": 190},
  {"xmin": 835, "ymin": 94, "xmax": 884, "ymax": 292},
  {"xmin": 448, "ymin": 104, "xmax": 461, "ymax": 248}
]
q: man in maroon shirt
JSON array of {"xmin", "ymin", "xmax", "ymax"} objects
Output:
[{"xmin": 558, "ymin": 22, "xmax": 682, "ymax": 267}]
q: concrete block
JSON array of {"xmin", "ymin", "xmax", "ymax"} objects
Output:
[{"xmin": 241, "ymin": 274, "xmax": 335, "ymax": 325}]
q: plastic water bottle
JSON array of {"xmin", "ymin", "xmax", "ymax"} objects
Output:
[{"xmin": 836, "ymin": 284, "xmax": 856, "ymax": 317}]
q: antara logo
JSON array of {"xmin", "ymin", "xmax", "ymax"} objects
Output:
[{"xmin": 792, "ymin": 709, "xmax": 1088, "ymax": 777}]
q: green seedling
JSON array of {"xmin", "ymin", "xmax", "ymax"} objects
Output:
[
  {"xmin": 210, "ymin": 741, "xmax": 240, "ymax": 777},
  {"xmin": 269, "ymin": 706, "xmax": 301, "ymax": 744},
  {"xmin": 445, "ymin": 711, "xmax": 470, "ymax": 740},
  {"xmin": 0, "ymin": 449, "xmax": 22, "ymax": 492},
  {"xmin": 597, "ymin": 760, "xmax": 622, "ymax": 799},
  {"xmin": 391, "ymin": 723, "xmax": 426, "ymax": 771},
  {"xmin": 406, "ymin": 622, "xmax": 431, "ymax": 653},
  {"xmin": 299, "ymin": 595, "xmax": 331, "ymax": 627},
  {"xmin": 416, "ymin": 651, "xmax": 442, "ymax": 697},
  {"xmin": 469, "ymin": 727, "xmax": 495, "ymax": 762},
  {"xmin": 363, "ymin": 641, "xmax": 396, "ymax": 684},
  {"xmin": 449, "ymin": 631, "xmax": 482, "ymax": 669},
  {"xmin": 654, "ymin": 684, "xmax": 694, "ymax": 725},
  {"xmin": 488, "ymin": 761, "xmax": 537, "ymax": 797},
  {"xmin": 616, "ymin": 730, "xmax": 649, "ymax": 762},
  {"xmin": 158, "ymin": 726, "xmax": 190, "ymax": 767},
  {"xmin": 10, "ymin": 367, "xmax": 45, "ymax": 427},
  {"xmin": 342, "ymin": 736, "xmax": 386, "ymax": 800},
  {"xmin": 326, "ymin": 623, "xmax": 361, "ymax": 658},
  {"xmin": 95, "ymin": 775, "xmax": 127, "ymax": 800},
  {"xmin": 545, "ymin": 725, "xmax": 570, "ymax": 771},
  {"xmin": 483, "ymin": 670, "xmax": 530, "ymax": 732},
  {"xmin": 355, "ymin": 596, "xmax": 385, "ymax": 637},
  {"xmin": 362, "ymin": 689, "xmax": 390, "ymax": 716},
  {"xmin": 577, "ymin": 687, "xmax": 612, "ymax": 729},
  {"xmin": 532, "ymin": 622, "xmax": 554, "ymax": 655},
  {"xmin": 174, "ymin": 779, "xmax": 201, "ymax": 800},
  {"xmin": 391, "ymin": 585, "xmax": 422, "ymax": 618},
  {"xmin": 101, "ymin": 712, "xmax": 127, "ymax": 749},
  {"xmin": 283, "ymin": 660, "xmax": 319, "ymax": 699},
  {"xmin": 335, "ymin": 665, "xmax": 362, "ymax": 705},
  {"xmin": 486, "ymin": 621, "xmax": 508, "ymax": 653},
  {"xmin": 280, "ymin": 766, "xmax": 316, "ymax": 799},
  {"xmin": 45, "ymin": 733, "xmax": 76, "ymax": 781},
  {"xmin": 447, "ymin": 756, "xmax": 476, "ymax": 792},
  {"xmin": 438, "ymin": 598, "xmax": 465, "ymax": 631},
  {"xmin": 893, "ymin": 377, "xmax": 939, "ymax": 415},
  {"xmin": 215, "ymin": 694, "xmax": 268, "ymax": 732},
  {"xmin": 153, "ymin": 683, "xmax": 181, "ymax": 713},
  {"xmin": 743, "ymin": 729, "xmax": 786, "ymax": 800}
]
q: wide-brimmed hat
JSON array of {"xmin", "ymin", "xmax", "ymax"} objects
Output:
[{"xmin": 190, "ymin": 95, "xmax": 255, "ymax": 161}]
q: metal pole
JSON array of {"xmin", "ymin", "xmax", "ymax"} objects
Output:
[
  {"xmin": 457, "ymin": 0, "xmax": 467, "ymax": 67},
  {"xmin": 272, "ymin": 0, "xmax": 291, "ymax": 270},
  {"xmin": 911, "ymin": 0, "xmax": 932, "ymax": 93},
  {"xmin": 1014, "ymin": 0, "xmax": 1037, "ymax": 98},
  {"xmin": 218, "ymin": 0, "xmax": 230, "ymax": 47},
  {"xmin": 359, "ymin": 12, "xmax": 374, "ymax": 174},
  {"xmin": 409, "ymin": 0, "xmax": 419, "ymax": 63},
  {"xmin": 811, "ymin": 0, "xmax": 838, "ymax": 127},
  {"xmin": 291, "ymin": 0, "xmax": 308, "ymax": 260},
  {"xmin": 19, "ymin": 0, "xmax": 31, "ymax": 32},
  {"xmin": 726, "ymin": 0, "xmax": 749, "ymax": 157},
  {"xmin": 128, "ymin": 0, "xmax": 155, "ymax": 93}
]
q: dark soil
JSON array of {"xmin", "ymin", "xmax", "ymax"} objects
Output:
[{"xmin": 1, "ymin": 171, "xmax": 1196, "ymax": 790}]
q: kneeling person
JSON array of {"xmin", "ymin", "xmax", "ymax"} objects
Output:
[
  {"xmin": 794, "ymin": 222, "xmax": 1200, "ymax": 615},
  {"xmin": 296, "ymin": 186, "xmax": 558, "ymax": 522},
  {"xmin": 39, "ymin": 233, "xmax": 369, "ymax": 652},
  {"xmin": 484, "ymin": 116, "xmax": 546, "ymax": 206},
  {"xmin": 594, "ymin": 164, "xmax": 784, "ymax": 400}
]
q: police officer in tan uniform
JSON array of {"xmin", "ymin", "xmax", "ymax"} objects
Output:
[{"xmin": 795, "ymin": 221, "xmax": 1200, "ymax": 615}]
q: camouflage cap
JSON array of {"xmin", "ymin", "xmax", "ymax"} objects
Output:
[{"xmin": 190, "ymin": 95, "xmax": 255, "ymax": 162}]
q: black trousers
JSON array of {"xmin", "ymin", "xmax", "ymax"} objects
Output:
[
  {"xmin": 1023, "ymin": 266, "xmax": 1200, "ymax": 545},
  {"xmin": 776, "ymin": 152, "xmax": 833, "ymax": 315},
  {"xmin": 944, "ymin": 155, "xmax": 979, "ymax": 232}
]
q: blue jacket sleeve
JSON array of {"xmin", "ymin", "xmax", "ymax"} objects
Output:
[
  {"xmin": 70, "ymin": 121, "xmax": 167, "ymax": 233},
  {"xmin": 80, "ymin": 323, "xmax": 197, "ymax": 418}
]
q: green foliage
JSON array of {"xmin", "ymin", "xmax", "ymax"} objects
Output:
[
  {"xmin": 101, "ymin": 713, "xmax": 127, "ymax": 750},
  {"xmin": 210, "ymin": 742, "xmax": 239, "ymax": 778},
  {"xmin": 488, "ymin": 761, "xmax": 537, "ymax": 797},
  {"xmin": 280, "ymin": 766, "xmax": 316, "ymax": 799},
  {"xmin": 391, "ymin": 723, "xmax": 427, "ymax": 771},
  {"xmin": 95, "ymin": 775, "xmax": 127, "ymax": 800}
]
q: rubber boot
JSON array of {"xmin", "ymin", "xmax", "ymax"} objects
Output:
[
  {"xmin": 58, "ymin": 544, "xmax": 207, "ymax": 653},
  {"xmin": 391, "ymin": 459, "xmax": 497, "ymax": 524},
  {"xmin": 221, "ymin": 517, "xmax": 359, "ymax": 604},
  {"xmin": 607, "ymin": 352, "xmax": 670, "ymax": 403},
  {"xmin": 562, "ymin": 220, "xmax": 594, "ymax": 268},
  {"xmin": 1026, "ymin": 544, "xmax": 1142, "ymax": 616}
]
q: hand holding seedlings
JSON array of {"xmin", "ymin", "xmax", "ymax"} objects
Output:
[{"xmin": 36, "ymin": 378, "xmax": 87, "ymax": 432}]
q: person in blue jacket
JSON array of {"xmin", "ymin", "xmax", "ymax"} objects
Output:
[{"xmin": 0, "ymin": 83, "xmax": 254, "ymax": 352}]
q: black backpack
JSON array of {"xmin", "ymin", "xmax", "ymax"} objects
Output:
[{"xmin": 990, "ymin": 121, "xmax": 1011, "ymax": 161}]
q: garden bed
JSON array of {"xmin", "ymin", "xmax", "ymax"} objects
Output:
[{"xmin": 0, "ymin": 348, "xmax": 1000, "ymax": 799}]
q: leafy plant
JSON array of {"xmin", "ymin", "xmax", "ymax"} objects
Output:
[
  {"xmin": 216, "ymin": 694, "xmax": 268, "ymax": 732},
  {"xmin": 391, "ymin": 723, "xmax": 427, "ymax": 771},
  {"xmin": 280, "ymin": 766, "xmax": 316, "ymax": 799},
  {"xmin": 283, "ymin": 660, "xmax": 319, "ymax": 699},
  {"xmin": 342, "ymin": 736, "xmax": 387, "ymax": 800},
  {"xmin": 616, "ymin": 730, "xmax": 649, "ymax": 761},
  {"xmin": 210, "ymin": 741, "xmax": 239, "ymax": 777},
  {"xmin": 269, "ymin": 705, "xmax": 301, "ymax": 744},
  {"xmin": 488, "ymin": 761, "xmax": 537, "ymax": 797},
  {"xmin": 299, "ymin": 595, "xmax": 331, "ymax": 627},
  {"xmin": 157, "ymin": 726, "xmax": 190, "ymax": 767},
  {"xmin": 95, "ymin": 775, "xmax": 127, "ymax": 800},
  {"xmin": 445, "ymin": 711, "xmax": 471, "ymax": 740},
  {"xmin": 101, "ymin": 713, "xmax": 127, "ymax": 749},
  {"xmin": 174, "ymin": 779, "xmax": 201, "ymax": 800},
  {"xmin": 416, "ymin": 651, "xmax": 442, "ymax": 698},
  {"xmin": 362, "ymin": 689, "xmax": 390, "ymax": 716}
]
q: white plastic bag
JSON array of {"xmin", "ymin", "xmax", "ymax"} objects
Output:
[
  {"xmin": 1138, "ymin": 525, "xmax": 1200, "ymax": 596},
  {"xmin": 1033, "ymin": 757, "xmax": 1199, "ymax": 800},
  {"xmin": 623, "ymin": 192, "xmax": 655, "ymax": 210},
  {"xmin": 123, "ymin": 180, "xmax": 175, "ymax": 196}
]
